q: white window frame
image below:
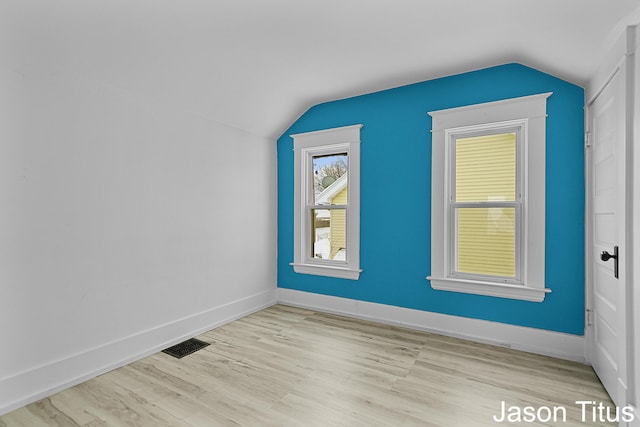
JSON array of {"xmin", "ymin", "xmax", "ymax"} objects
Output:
[
  {"xmin": 428, "ymin": 93, "xmax": 552, "ymax": 302},
  {"xmin": 290, "ymin": 124, "xmax": 362, "ymax": 280},
  {"xmin": 449, "ymin": 122, "xmax": 525, "ymax": 284}
]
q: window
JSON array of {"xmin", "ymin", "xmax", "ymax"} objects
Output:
[
  {"xmin": 454, "ymin": 130, "xmax": 520, "ymax": 279},
  {"xmin": 428, "ymin": 94, "xmax": 552, "ymax": 302},
  {"xmin": 290, "ymin": 125, "xmax": 362, "ymax": 279}
]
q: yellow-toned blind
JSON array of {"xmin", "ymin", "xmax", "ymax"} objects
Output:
[
  {"xmin": 455, "ymin": 133, "xmax": 517, "ymax": 277},
  {"xmin": 457, "ymin": 208, "xmax": 515, "ymax": 276},
  {"xmin": 456, "ymin": 133, "xmax": 516, "ymax": 202}
]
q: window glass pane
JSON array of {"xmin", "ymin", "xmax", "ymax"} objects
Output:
[
  {"xmin": 313, "ymin": 153, "xmax": 348, "ymax": 205},
  {"xmin": 456, "ymin": 207, "xmax": 515, "ymax": 277},
  {"xmin": 311, "ymin": 208, "xmax": 347, "ymax": 261},
  {"xmin": 456, "ymin": 133, "xmax": 516, "ymax": 202}
]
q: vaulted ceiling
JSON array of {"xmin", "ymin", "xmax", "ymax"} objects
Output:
[{"xmin": 3, "ymin": 0, "xmax": 640, "ymax": 139}]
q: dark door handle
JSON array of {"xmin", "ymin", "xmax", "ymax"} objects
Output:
[
  {"xmin": 600, "ymin": 246, "xmax": 619, "ymax": 279},
  {"xmin": 600, "ymin": 251, "xmax": 616, "ymax": 261}
]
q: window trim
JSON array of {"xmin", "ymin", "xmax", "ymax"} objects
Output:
[
  {"xmin": 427, "ymin": 94, "xmax": 552, "ymax": 302},
  {"xmin": 290, "ymin": 124, "xmax": 362, "ymax": 280}
]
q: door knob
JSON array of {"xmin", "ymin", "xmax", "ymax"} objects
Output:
[
  {"xmin": 600, "ymin": 251, "xmax": 617, "ymax": 261},
  {"xmin": 600, "ymin": 246, "xmax": 619, "ymax": 279}
]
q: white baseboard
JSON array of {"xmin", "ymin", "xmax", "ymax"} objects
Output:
[
  {"xmin": 277, "ymin": 288, "xmax": 585, "ymax": 363},
  {"xmin": 0, "ymin": 289, "xmax": 277, "ymax": 416}
]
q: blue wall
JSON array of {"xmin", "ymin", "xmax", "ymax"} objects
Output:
[{"xmin": 277, "ymin": 63, "xmax": 585, "ymax": 335}]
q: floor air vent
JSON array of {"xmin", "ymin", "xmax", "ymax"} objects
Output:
[{"xmin": 162, "ymin": 338, "xmax": 210, "ymax": 359}]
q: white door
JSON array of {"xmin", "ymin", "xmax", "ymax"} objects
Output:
[{"xmin": 587, "ymin": 65, "xmax": 627, "ymax": 406}]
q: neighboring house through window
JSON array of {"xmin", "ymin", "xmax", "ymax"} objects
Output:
[
  {"xmin": 428, "ymin": 94, "xmax": 552, "ymax": 302},
  {"xmin": 290, "ymin": 124, "xmax": 362, "ymax": 279}
]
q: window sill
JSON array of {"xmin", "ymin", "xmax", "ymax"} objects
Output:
[
  {"xmin": 427, "ymin": 276, "xmax": 550, "ymax": 302},
  {"xmin": 291, "ymin": 262, "xmax": 361, "ymax": 280}
]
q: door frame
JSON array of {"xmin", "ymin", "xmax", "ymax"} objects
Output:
[{"xmin": 585, "ymin": 24, "xmax": 637, "ymax": 422}]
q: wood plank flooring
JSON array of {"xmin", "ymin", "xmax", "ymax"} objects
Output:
[{"xmin": 0, "ymin": 305, "xmax": 614, "ymax": 426}]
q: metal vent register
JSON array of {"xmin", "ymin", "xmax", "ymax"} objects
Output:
[{"xmin": 162, "ymin": 338, "xmax": 210, "ymax": 359}]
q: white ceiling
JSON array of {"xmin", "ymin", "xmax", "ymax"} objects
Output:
[{"xmin": 3, "ymin": 0, "xmax": 640, "ymax": 139}]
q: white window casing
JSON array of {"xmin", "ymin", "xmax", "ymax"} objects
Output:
[
  {"xmin": 290, "ymin": 124, "xmax": 362, "ymax": 280},
  {"xmin": 428, "ymin": 93, "xmax": 552, "ymax": 302}
]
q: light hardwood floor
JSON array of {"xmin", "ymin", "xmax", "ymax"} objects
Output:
[{"xmin": 1, "ymin": 305, "xmax": 614, "ymax": 426}]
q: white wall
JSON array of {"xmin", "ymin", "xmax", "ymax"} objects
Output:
[
  {"xmin": 631, "ymin": 24, "xmax": 640, "ymax": 427},
  {"xmin": 0, "ymin": 62, "xmax": 277, "ymax": 414}
]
